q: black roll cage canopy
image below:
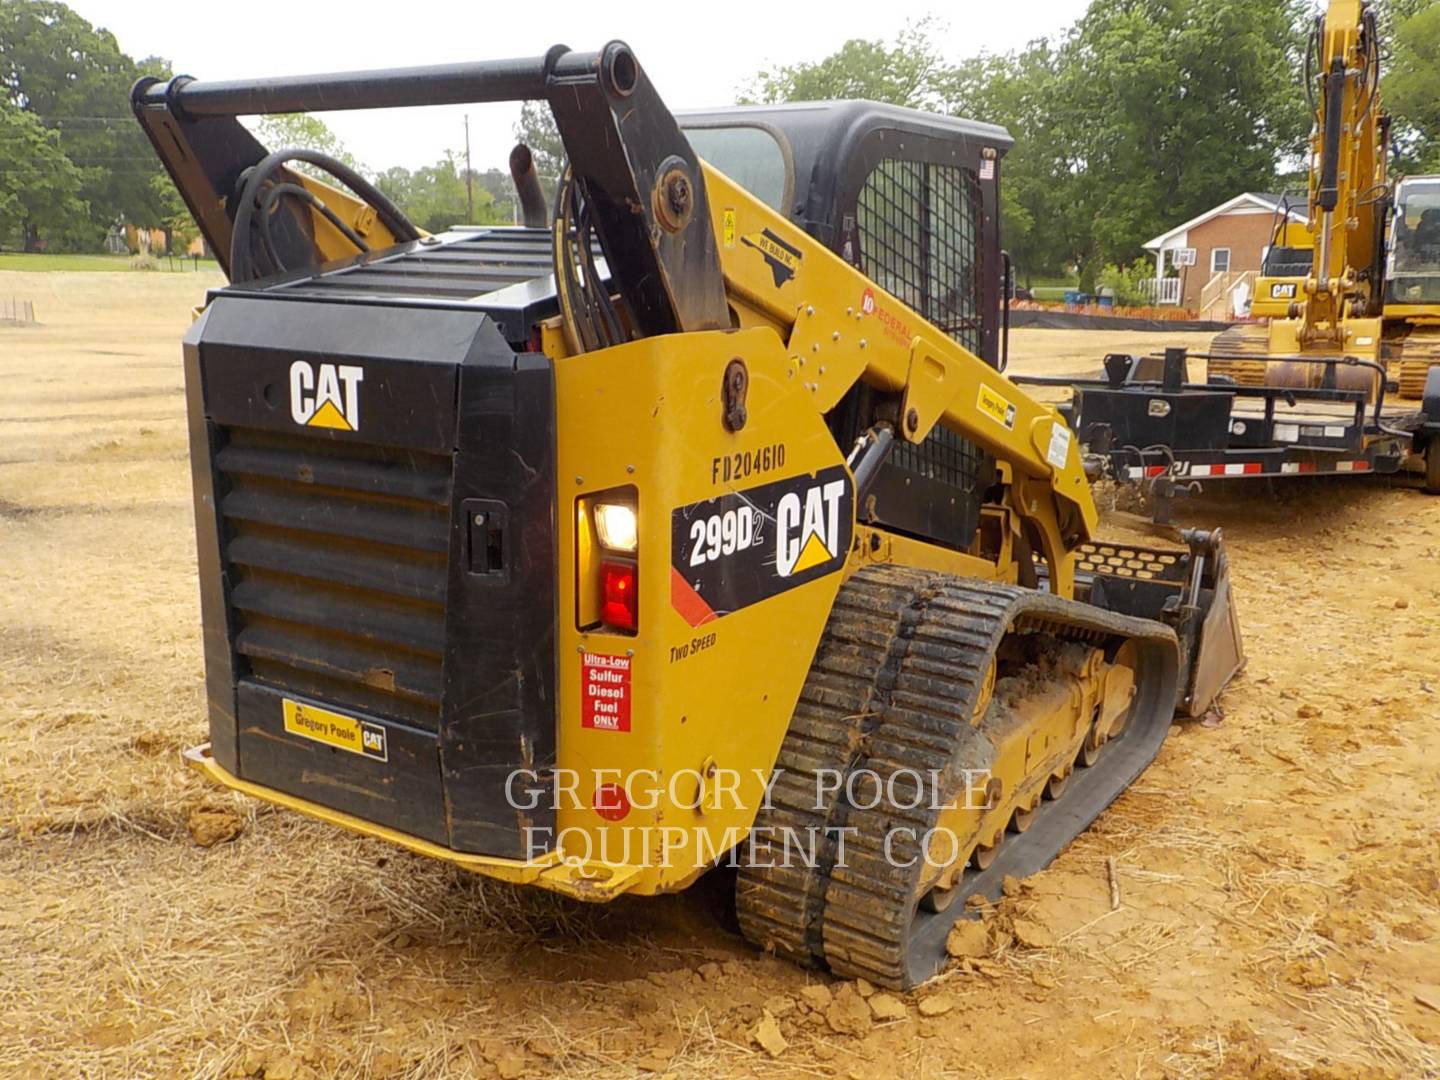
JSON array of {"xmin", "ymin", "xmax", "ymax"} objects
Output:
[
  {"xmin": 135, "ymin": 47, "xmax": 1015, "ymax": 366},
  {"xmin": 679, "ymin": 102, "xmax": 1013, "ymax": 367}
]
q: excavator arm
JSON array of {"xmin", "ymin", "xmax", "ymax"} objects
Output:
[{"xmin": 1245, "ymin": 0, "xmax": 1389, "ymax": 361}]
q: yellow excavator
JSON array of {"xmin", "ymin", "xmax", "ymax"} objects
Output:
[
  {"xmin": 1210, "ymin": 0, "xmax": 1440, "ymax": 489},
  {"xmin": 133, "ymin": 42, "xmax": 1242, "ymax": 987}
]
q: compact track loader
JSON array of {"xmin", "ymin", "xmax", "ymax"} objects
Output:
[{"xmin": 134, "ymin": 43, "xmax": 1242, "ymax": 987}]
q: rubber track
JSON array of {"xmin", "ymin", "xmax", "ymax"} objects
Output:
[
  {"xmin": 736, "ymin": 565, "xmax": 1179, "ymax": 988},
  {"xmin": 734, "ymin": 567, "xmax": 940, "ymax": 964}
]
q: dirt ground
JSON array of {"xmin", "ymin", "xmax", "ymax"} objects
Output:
[{"xmin": 2, "ymin": 271, "xmax": 1438, "ymax": 1079}]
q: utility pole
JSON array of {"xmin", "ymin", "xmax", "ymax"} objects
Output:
[{"xmin": 464, "ymin": 114, "xmax": 474, "ymax": 224}]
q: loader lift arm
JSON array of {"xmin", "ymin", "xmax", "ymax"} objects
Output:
[{"xmin": 133, "ymin": 40, "xmax": 1098, "ymax": 591}]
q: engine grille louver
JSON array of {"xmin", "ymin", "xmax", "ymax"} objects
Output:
[{"xmin": 216, "ymin": 427, "xmax": 453, "ymax": 732}]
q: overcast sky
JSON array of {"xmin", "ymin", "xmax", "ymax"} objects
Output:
[{"xmin": 75, "ymin": 0, "xmax": 1090, "ymax": 174}]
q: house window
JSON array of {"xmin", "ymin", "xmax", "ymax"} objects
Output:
[{"xmin": 1211, "ymin": 247, "xmax": 1231, "ymax": 273}]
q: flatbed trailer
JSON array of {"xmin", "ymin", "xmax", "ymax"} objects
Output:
[{"xmin": 1014, "ymin": 348, "xmax": 1440, "ymax": 521}]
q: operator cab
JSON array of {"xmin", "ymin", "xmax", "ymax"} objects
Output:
[
  {"xmin": 680, "ymin": 101, "xmax": 1012, "ymax": 367},
  {"xmin": 681, "ymin": 102, "xmax": 1013, "ymax": 551},
  {"xmin": 1387, "ymin": 176, "xmax": 1440, "ymax": 306}
]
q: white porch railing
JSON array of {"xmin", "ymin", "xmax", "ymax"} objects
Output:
[{"xmin": 1141, "ymin": 278, "xmax": 1182, "ymax": 305}]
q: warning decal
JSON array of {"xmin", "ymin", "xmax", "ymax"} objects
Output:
[
  {"xmin": 581, "ymin": 652, "xmax": 632, "ymax": 732},
  {"xmin": 1046, "ymin": 422, "xmax": 1073, "ymax": 469}
]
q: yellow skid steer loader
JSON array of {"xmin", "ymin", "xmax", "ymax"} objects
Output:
[{"xmin": 134, "ymin": 42, "xmax": 1243, "ymax": 987}]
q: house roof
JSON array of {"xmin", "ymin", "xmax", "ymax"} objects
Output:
[{"xmin": 1142, "ymin": 192, "xmax": 1308, "ymax": 251}]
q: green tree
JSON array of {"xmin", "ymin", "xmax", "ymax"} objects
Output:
[
  {"xmin": 0, "ymin": 98, "xmax": 87, "ymax": 249},
  {"xmin": 514, "ymin": 100, "xmax": 565, "ymax": 181},
  {"xmin": 1388, "ymin": 1, "xmax": 1440, "ymax": 172},
  {"xmin": 254, "ymin": 113, "xmax": 365, "ymax": 175},
  {"xmin": 375, "ymin": 152, "xmax": 505, "ymax": 233},
  {"xmin": 1057, "ymin": 0, "xmax": 1311, "ymax": 270},
  {"xmin": 942, "ymin": 44, "xmax": 1079, "ymax": 280},
  {"xmin": 513, "ymin": 100, "xmax": 563, "ymax": 210},
  {"xmin": 0, "ymin": 1, "xmax": 170, "ymax": 244},
  {"xmin": 473, "ymin": 167, "xmax": 518, "ymax": 223},
  {"xmin": 741, "ymin": 20, "xmax": 949, "ymax": 109},
  {"xmin": 747, "ymin": 4, "xmax": 1310, "ymax": 281},
  {"xmin": 148, "ymin": 171, "xmax": 197, "ymax": 253}
]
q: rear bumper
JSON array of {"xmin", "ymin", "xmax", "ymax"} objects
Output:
[{"xmin": 183, "ymin": 743, "xmax": 641, "ymax": 903}]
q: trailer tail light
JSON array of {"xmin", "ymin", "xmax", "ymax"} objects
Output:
[{"xmin": 600, "ymin": 559, "xmax": 638, "ymax": 631}]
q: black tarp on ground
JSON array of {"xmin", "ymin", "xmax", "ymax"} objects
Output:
[{"xmin": 1011, "ymin": 309, "xmax": 1235, "ymax": 332}]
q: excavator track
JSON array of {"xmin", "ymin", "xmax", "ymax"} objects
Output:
[
  {"xmin": 737, "ymin": 565, "xmax": 1179, "ymax": 988},
  {"xmin": 1209, "ymin": 324, "xmax": 1271, "ymax": 386},
  {"xmin": 1386, "ymin": 325, "xmax": 1440, "ymax": 402}
]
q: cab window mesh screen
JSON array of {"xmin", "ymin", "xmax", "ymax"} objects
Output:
[
  {"xmin": 888, "ymin": 423, "xmax": 986, "ymax": 490},
  {"xmin": 856, "ymin": 159, "xmax": 982, "ymax": 352},
  {"xmin": 857, "ymin": 159, "xmax": 987, "ymax": 504}
]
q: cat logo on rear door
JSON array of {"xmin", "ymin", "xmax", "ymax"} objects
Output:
[
  {"xmin": 741, "ymin": 228, "xmax": 802, "ymax": 288},
  {"xmin": 290, "ymin": 360, "xmax": 364, "ymax": 432}
]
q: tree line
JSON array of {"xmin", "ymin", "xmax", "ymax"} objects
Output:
[
  {"xmin": 0, "ymin": 0, "xmax": 521, "ymax": 253},
  {"xmin": 0, "ymin": 1, "xmax": 173, "ymax": 252},
  {"xmin": 4, "ymin": 0, "xmax": 1436, "ymax": 273},
  {"xmin": 743, "ymin": 1, "xmax": 1440, "ymax": 287}
]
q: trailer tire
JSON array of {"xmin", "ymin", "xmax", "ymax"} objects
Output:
[{"xmin": 1425, "ymin": 443, "xmax": 1440, "ymax": 496}]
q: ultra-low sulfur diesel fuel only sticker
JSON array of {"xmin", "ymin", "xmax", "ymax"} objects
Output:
[
  {"xmin": 581, "ymin": 652, "xmax": 632, "ymax": 732},
  {"xmin": 670, "ymin": 465, "xmax": 853, "ymax": 626}
]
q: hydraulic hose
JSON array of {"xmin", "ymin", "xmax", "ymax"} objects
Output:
[{"xmin": 230, "ymin": 147, "xmax": 421, "ymax": 282}]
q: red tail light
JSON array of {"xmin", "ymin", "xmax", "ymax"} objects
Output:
[{"xmin": 600, "ymin": 559, "xmax": 638, "ymax": 631}]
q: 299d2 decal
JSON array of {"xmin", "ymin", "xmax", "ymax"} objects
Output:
[{"xmin": 670, "ymin": 466, "xmax": 854, "ymax": 627}]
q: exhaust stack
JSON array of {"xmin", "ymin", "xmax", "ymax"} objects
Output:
[{"xmin": 509, "ymin": 143, "xmax": 549, "ymax": 228}]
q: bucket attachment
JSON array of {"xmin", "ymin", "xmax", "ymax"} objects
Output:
[
  {"xmin": 1078, "ymin": 528, "xmax": 1244, "ymax": 717},
  {"xmin": 1176, "ymin": 529, "xmax": 1244, "ymax": 716}
]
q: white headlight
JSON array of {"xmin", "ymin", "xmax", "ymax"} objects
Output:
[{"xmin": 594, "ymin": 503, "xmax": 638, "ymax": 552}]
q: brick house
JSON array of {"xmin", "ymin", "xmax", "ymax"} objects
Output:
[{"xmin": 1141, "ymin": 193, "xmax": 1307, "ymax": 316}]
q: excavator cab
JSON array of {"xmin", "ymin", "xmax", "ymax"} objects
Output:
[
  {"xmin": 1387, "ymin": 176, "xmax": 1440, "ymax": 307},
  {"xmin": 1251, "ymin": 195, "xmax": 1314, "ymax": 319}
]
